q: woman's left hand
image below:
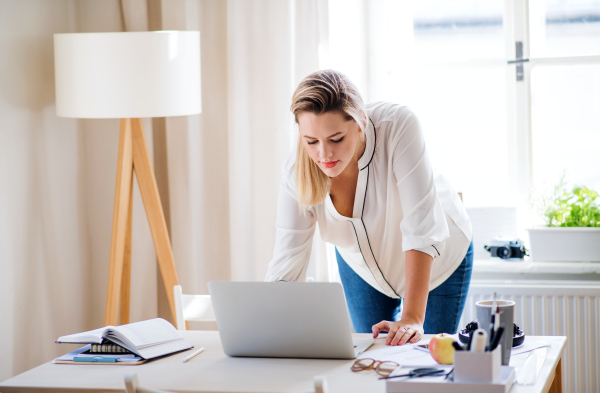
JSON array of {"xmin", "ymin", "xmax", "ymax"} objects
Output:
[{"xmin": 372, "ymin": 318, "xmax": 424, "ymax": 346}]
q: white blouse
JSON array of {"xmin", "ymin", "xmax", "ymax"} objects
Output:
[{"xmin": 265, "ymin": 102, "xmax": 472, "ymax": 298}]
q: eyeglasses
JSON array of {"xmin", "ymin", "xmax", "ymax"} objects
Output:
[{"xmin": 351, "ymin": 358, "xmax": 400, "ymax": 377}]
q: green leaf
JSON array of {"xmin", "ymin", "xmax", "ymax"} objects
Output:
[{"xmin": 536, "ymin": 178, "xmax": 600, "ymax": 228}]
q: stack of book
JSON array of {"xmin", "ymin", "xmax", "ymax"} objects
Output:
[
  {"xmin": 90, "ymin": 339, "xmax": 133, "ymax": 354},
  {"xmin": 54, "ymin": 318, "xmax": 193, "ymax": 364}
]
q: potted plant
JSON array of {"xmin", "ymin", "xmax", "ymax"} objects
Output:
[{"xmin": 528, "ymin": 179, "xmax": 600, "ymax": 262}]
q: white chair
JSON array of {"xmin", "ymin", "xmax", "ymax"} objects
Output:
[
  {"xmin": 125, "ymin": 374, "xmax": 173, "ymax": 393},
  {"xmin": 173, "ymin": 285, "xmax": 216, "ymax": 330},
  {"xmin": 314, "ymin": 376, "xmax": 329, "ymax": 393},
  {"xmin": 173, "ymin": 280, "xmax": 316, "ymax": 330}
]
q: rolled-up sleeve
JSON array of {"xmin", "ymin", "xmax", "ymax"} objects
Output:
[
  {"xmin": 391, "ymin": 108, "xmax": 448, "ymax": 259},
  {"xmin": 265, "ymin": 169, "xmax": 317, "ymax": 282}
]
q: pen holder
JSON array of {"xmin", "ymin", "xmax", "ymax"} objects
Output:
[{"xmin": 454, "ymin": 345, "xmax": 501, "ymax": 384}]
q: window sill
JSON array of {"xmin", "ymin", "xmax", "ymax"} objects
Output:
[{"xmin": 472, "ymin": 259, "xmax": 600, "ymax": 281}]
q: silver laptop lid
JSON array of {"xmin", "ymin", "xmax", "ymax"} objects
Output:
[{"xmin": 208, "ymin": 281, "xmax": 357, "ymax": 359}]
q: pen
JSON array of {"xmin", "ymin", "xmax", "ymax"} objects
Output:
[
  {"xmin": 490, "ymin": 314, "xmax": 495, "ymax": 348},
  {"xmin": 413, "ymin": 344, "xmax": 429, "ymax": 353},
  {"xmin": 490, "ymin": 326, "xmax": 505, "ymax": 351},
  {"xmin": 452, "ymin": 341, "xmax": 464, "ymax": 351},
  {"xmin": 182, "ymin": 347, "xmax": 205, "ymax": 363},
  {"xmin": 491, "ymin": 293, "xmax": 497, "ymax": 347}
]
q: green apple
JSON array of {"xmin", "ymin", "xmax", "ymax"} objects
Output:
[{"xmin": 428, "ymin": 333, "xmax": 456, "ymax": 365}]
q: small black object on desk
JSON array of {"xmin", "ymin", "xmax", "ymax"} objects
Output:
[
  {"xmin": 459, "ymin": 319, "xmax": 524, "ymax": 348},
  {"xmin": 452, "ymin": 341, "xmax": 464, "ymax": 351}
]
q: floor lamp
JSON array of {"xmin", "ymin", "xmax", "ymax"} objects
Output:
[{"xmin": 53, "ymin": 31, "xmax": 202, "ymax": 326}]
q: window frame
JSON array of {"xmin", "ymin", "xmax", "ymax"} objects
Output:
[{"xmin": 506, "ymin": 0, "xmax": 600, "ymax": 233}]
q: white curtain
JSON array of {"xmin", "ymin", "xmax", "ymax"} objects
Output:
[
  {"xmin": 0, "ymin": 0, "xmax": 327, "ymax": 380},
  {"xmin": 227, "ymin": 0, "xmax": 329, "ymax": 281}
]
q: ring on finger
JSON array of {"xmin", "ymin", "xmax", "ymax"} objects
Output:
[{"xmin": 396, "ymin": 330, "xmax": 410, "ymax": 344}]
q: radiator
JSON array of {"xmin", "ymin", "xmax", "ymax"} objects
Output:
[{"xmin": 460, "ymin": 280, "xmax": 600, "ymax": 393}]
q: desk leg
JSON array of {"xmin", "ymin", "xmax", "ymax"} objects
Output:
[{"xmin": 547, "ymin": 357, "xmax": 563, "ymax": 393}]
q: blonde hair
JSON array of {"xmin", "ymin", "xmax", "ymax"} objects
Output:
[{"xmin": 291, "ymin": 70, "xmax": 367, "ymax": 210}]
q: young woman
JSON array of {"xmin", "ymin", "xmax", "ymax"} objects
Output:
[{"xmin": 265, "ymin": 70, "xmax": 473, "ymax": 346}]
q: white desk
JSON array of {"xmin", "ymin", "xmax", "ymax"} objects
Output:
[{"xmin": 0, "ymin": 332, "xmax": 566, "ymax": 393}]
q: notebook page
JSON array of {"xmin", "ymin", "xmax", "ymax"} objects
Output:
[
  {"xmin": 56, "ymin": 326, "xmax": 108, "ymax": 344},
  {"xmin": 110, "ymin": 318, "xmax": 182, "ymax": 348}
]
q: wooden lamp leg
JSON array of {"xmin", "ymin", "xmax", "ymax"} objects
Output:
[
  {"xmin": 119, "ymin": 173, "xmax": 134, "ymax": 325},
  {"xmin": 105, "ymin": 118, "xmax": 181, "ymax": 326},
  {"xmin": 105, "ymin": 119, "xmax": 134, "ymax": 326},
  {"xmin": 131, "ymin": 118, "xmax": 180, "ymax": 322}
]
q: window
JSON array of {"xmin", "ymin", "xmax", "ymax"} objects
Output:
[
  {"xmin": 529, "ymin": 0, "xmax": 600, "ymax": 199},
  {"xmin": 329, "ymin": 0, "xmax": 600, "ymax": 231}
]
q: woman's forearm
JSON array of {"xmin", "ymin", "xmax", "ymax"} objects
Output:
[
  {"xmin": 372, "ymin": 249, "xmax": 434, "ymax": 344},
  {"xmin": 402, "ymin": 250, "xmax": 434, "ymax": 323}
]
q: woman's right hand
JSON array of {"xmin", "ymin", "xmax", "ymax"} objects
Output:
[{"xmin": 372, "ymin": 319, "xmax": 424, "ymax": 346}]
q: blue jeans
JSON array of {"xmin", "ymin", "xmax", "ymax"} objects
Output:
[{"xmin": 336, "ymin": 240, "xmax": 474, "ymax": 334}]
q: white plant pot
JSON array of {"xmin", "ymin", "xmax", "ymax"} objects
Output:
[{"xmin": 526, "ymin": 227, "xmax": 600, "ymax": 262}]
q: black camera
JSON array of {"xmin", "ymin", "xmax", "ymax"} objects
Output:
[{"xmin": 484, "ymin": 237, "xmax": 528, "ymax": 260}]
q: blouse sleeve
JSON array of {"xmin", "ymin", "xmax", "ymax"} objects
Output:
[
  {"xmin": 264, "ymin": 168, "xmax": 317, "ymax": 282},
  {"xmin": 391, "ymin": 107, "xmax": 449, "ymax": 259}
]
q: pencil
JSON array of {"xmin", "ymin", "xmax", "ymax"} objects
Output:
[{"xmin": 182, "ymin": 347, "xmax": 205, "ymax": 363}]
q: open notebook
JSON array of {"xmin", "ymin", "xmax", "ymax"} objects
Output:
[{"xmin": 56, "ymin": 318, "xmax": 193, "ymax": 360}]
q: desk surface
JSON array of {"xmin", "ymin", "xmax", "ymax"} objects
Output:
[{"xmin": 0, "ymin": 332, "xmax": 566, "ymax": 393}]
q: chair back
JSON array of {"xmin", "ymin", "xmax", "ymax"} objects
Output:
[{"xmin": 173, "ymin": 285, "xmax": 216, "ymax": 331}]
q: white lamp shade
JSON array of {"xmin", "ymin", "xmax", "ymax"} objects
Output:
[{"xmin": 54, "ymin": 31, "xmax": 201, "ymax": 119}]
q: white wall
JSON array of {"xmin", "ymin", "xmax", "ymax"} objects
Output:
[
  {"xmin": 0, "ymin": 0, "xmax": 162, "ymax": 379},
  {"xmin": 1, "ymin": 0, "xmax": 85, "ymax": 379}
]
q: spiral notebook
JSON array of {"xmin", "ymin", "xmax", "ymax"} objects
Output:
[
  {"xmin": 89, "ymin": 338, "xmax": 133, "ymax": 354},
  {"xmin": 53, "ymin": 345, "xmax": 146, "ymax": 365}
]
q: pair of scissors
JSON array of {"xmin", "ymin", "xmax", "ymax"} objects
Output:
[{"xmin": 379, "ymin": 367, "xmax": 446, "ymax": 380}]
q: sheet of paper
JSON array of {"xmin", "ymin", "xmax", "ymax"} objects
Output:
[
  {"xmin": 510, "ymin": 340, "xmax": 551, "ymax": 356},
  {"xmin": 515, "ymin": 346, "xmax": 548, "ymax": 385},
  {"xmin": 359, "ymin": 341, "xmax": 438, "ymax": 367},
  {"xmin": 118, "ymin": 357, "xmax": 144, "ymax": 362},
  {"xmin": 359, "ymin": 337, "xmax": 550, "ymax": 369}
]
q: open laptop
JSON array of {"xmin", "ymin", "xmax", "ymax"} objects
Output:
[{"xmin": 208, "ymin": 281, "xmax": 375, "ymax": 359}]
